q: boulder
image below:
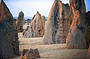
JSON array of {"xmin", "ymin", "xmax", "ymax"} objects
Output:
[
  {"xmin": 22, "ymin": 48, "xmax": 40, "ymax": 59},
  {"xmin": 33, "ymin": 49, "xmax": 40, "ymax": 58}
]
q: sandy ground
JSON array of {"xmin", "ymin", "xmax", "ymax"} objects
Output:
[{"xmin": 11, "ymin": 37, "xmax": 89, "ymax": 59}]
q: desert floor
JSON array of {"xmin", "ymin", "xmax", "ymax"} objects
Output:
[{"xmin": 11, "ymin": 37, "xmax": 89, "ymax": 59}]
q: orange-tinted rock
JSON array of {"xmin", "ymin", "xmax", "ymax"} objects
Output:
[
  {"xmin": 43, "ymin": 0, "xmax": 71, "ymax": 44},
  {"xmin": 0, "ymin": 0, "xmax": 19, "ymax": 58},
  {"xmin": 0, "ymin": 0, "xmax": 4, "ymax": 23},
  {"xmin": 16, "ymin": 11, "xmax": 24, "ymax": 32},
  {"xmin": 66, "ymin": 0, "xmax": 88, "ymax": 49},
  {"xmin": 70, "ymin": 0, "xmax": 86, "ymax": 14}
]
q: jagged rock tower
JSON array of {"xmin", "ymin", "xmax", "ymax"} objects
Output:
[
  {"xmin": 0, "ymin": 0, "xmax": 19, "ymax": 58},
  {"xmin": 16, "ymin": 11, "xmax": 24, "ymax": 32},
  {"xmin": 23, "ymin": 11, "xmax": 45, "ymax": 38},
  {"xmin": 66, "ymin": 0, "xmax": 89, "ymax": 49},
  {"xmin": 43, "ymin": 0, "xmax": 72, "ymax": 44}
]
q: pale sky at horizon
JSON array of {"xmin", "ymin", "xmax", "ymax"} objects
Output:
[{"xmin": 4, "ymin": 0, "xmax": 90, "ymax": 18}]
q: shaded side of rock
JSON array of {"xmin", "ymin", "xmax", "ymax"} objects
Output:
[
  {"xmin": 84, "ymin": 11, "xmax": 90, "ymax": 48},
  {"xmin": 0, "ymin": 0, "xmax": 19, "ymax": 58}
]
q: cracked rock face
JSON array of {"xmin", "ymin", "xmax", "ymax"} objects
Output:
[{"xmin": 0, "ymin": 0, "xmax": 19, "ymax": 58}]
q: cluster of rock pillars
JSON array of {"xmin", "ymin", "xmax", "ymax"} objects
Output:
[{"xmin": 0, "ymin": 0, "xmax": 90, "ymax": 59}]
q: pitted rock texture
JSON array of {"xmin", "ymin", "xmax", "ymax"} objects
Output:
[
  {"xmin": 16, "ymin": 11, "xmax": 24, "ymax": 32},
  {"xmin": 0, "ymin": 0, "xmax": 19, "ymax": 58}
]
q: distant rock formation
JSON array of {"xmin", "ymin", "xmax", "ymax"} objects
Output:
[
  {"xmin": 0, "ymin": 0, "xmax": 19, "ymax": 58},
  {"xmin": 23, "ymin": 11, "xmax": 45, "ymax": 38},
  {"xmin": 16, "ymin": 11, "xmax": 24, "ymax": 32},
  {"xmin": 43, "ymin": 0, "xmax": 72, "ymax": 44}
]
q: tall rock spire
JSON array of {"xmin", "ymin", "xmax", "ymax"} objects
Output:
[
  {"xmin": 16, "ymin": 11, "xmax": 24, "ymax": 32},
  {"xmin": 23, "ymin": 11, "xmax": 45, "ymax": 38},
  {"xmin": 43, "ymin": 0, "xmax": 71, "ymax": 44},
  {"xmin": 66, "ymin": 0, "xmax": 88, "ymax": 49}
]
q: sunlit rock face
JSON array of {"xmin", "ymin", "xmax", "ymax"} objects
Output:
[
  {"xmin": 43, "ymin": 0, "xmax": 72, "ymax": 44},
  {"xmin": 66, "ymin": 0, "xmax": 88, "ymax": 49},
  {"xmin": 16, "ymin": 11, "xmax": 24, "ymax": 32},
  {"xmin": 0, "ymin": 0, "xmax": 19, "ymax": 58},
  {"xmin": 23, "ymin": 11, "xmax": 45, "ymax": 38}
]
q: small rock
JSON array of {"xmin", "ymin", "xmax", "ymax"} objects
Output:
[{"xmin": 33, "ymin": 49, "xmax": 40, "ymax": 58}]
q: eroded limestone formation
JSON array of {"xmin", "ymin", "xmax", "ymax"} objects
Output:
[
  {"xmin": 16, "ymin": 11, "xmax": 24, "ymax": 32},
  {"xmin": 0, "ymin": 0, "xmax": 19, "ymax": 58},
  {"xmin": 43, "ymin": 0, "xmax": 89, "ymax": 49},
  {"xmin": 66, "ymin": 0, "xmax": 89, "ymax": 49},
  {"xmin": 23, "ymin": 11, "xmax": 45, "ymax": 38},
  {"xmin": 43, "ymin": 0, "xmax": 72, "ymax": 44}
]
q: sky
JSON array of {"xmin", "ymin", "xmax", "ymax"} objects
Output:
[{"xmin": 3, "ymin": 0, "xmax": 90, "ymax": 18}]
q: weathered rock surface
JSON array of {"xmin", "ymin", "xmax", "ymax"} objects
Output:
[
  {"xmin": 43, "ymin": 0, "xmax": 89, "ymax": 49},
  {"xmin": 23, "ymin": 11, "xmax": 45, "ymax": 38},
  {"xmin": 43, "ymin": 0, "xmax": 72, "ymax": 44},
  {"xmin": 66, "ymin": 0, "xmax": 89, "ymax": 49},
  {"xmin": 0, "ymin": 0, "xmax": 19, "ymax": 58},
  {"xmin": 16, "ymin": 11, "xmax": 24, "ymax": 32}
]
